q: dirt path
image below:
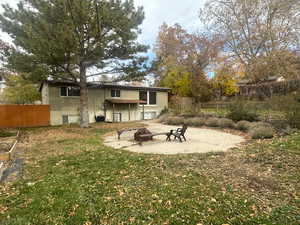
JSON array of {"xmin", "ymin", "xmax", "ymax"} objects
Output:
[{"xmin": 104, "ymin": 121, "xmax": 245, "ymax": 154}]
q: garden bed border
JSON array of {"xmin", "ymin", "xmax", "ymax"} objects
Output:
[{"xmin": 0, "ymin": 131, "xmax": 20, "ymax": 161}]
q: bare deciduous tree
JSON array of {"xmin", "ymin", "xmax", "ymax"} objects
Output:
[{"xmin": 201, "ymin": 0, "xmax": 300, "ymax": 65}]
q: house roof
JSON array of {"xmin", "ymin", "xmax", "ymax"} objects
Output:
[
  {"xmin": 105, "ymin": 99, "xmax": 147, "ymax": 104},
  {"xmin": 40, "ymin": 80, "xmax": 171, "ymax": 92}
]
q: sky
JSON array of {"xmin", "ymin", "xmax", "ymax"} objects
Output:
[
  {"xmin": 0, "ymin": 0, "xmax": 206, "ymax": 56},
  {"xmin": 134, "ymin": 0, "xmax": 205, "ymax": 53}
]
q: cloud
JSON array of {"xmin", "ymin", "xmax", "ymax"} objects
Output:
[
  {"xmin": 0, "ymin": 0, "xmax": 18, "ymax": 10},
  {"xmin": 0, "ymin": 0, "xmax": 19, "ymax": 43},
  {"xmin": 0, "ymin": 0, "xmax": 206, "ymax": 54}
]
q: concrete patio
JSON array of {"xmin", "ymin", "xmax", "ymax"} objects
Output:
[{"xmin": 104, "ymin": 121, "xmax": 245, "ymax": 155}]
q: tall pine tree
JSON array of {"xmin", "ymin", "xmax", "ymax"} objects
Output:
[{"xmin": 0, "ymin": 0, "xmax": 148, "ymax": 127}]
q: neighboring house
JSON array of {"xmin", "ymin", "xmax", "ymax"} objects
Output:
[
  {"xmin": 40, "ymin": 81, "xmax": 170, "ymax": 126},
  {"xmin": 237, "ymin": 76, "xmax": 285, "ymax": 86}
]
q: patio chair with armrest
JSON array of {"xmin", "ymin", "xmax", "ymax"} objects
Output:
[{"xmin": 169, "ymin": 124, "xmax": 188, "ymax": 142}]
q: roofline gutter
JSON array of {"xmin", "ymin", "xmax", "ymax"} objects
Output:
[{"xmin": 40, "ymin": 80, "xmax": 171, "ymax": 92}]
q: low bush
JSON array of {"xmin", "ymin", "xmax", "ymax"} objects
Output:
[
  {"xmin": 165, "ymin": 116, "xmax": 184, "ymax": 125},
  {"xmin": 218, "ymin": 118, "xmax": 235, "ymax": 128},
  {"xmin": 236, "ymin": 120, "xmax": 252, "ymax": 131},
  {"xmin": 269, "ymin": 120, "xmax": 290, "ymax": 131},
  {"xmin": 163, "ymin": 116, "xmax": 172, "ymax": 124},
  {"xmin": 268, "ymin": 120, "xmax": 298, "ymax": 135},
  {"xmin": 249, "ymin": 126, "xmax": 276, "ymax": 139},
  {"xmin": 227, "ymin": 101, "xmax": 258, "ymax": 122},
  {"xmin": 250, "ymin": 122, "xmax": 273, "ymax": 129},
  {"xmin": 158, "ymin": 113, "xmax": 169, "ymax": 123},
  {"xmin": 159, "ymin": 107, "xmax": 169, "ymax": 116},
  {"xmin": 184, "ymin": 117, "xmax": 205, "ymax": 127},
  {"xmin": 205, "ymin": 118, "xmax": 219, "ymax": 127}
]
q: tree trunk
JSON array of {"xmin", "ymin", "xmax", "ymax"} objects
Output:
[{"xmin": 79, "ymin": 64, "xmax": 89, "ymax": 128}]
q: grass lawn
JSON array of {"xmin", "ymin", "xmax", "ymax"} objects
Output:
[{"xmin": 0, "ymin": 123, "xmax": 299, "ymax": 225}]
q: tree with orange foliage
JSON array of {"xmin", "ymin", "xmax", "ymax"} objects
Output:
[{"xmin": 154, "ymin": 23, "xmax": 223, "ymax": 101}]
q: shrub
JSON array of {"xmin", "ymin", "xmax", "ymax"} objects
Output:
[
  {"xmin": 165, "ymin": 116, "xmax": 184, "ymax": 125},
  {"xmin": 249, "ymin": 126, "xmax": 276, "ymax": 139},
  {"xmin": 268, "ymin": 120, "xmax": 296, "ymax": 135},
  {"xmin": 159, "ymin": 107, "xmax": 169, "ymax": 117},
  {"xmin": 236, "ymin": 120, "xmax": 252, "ymax": 131},
  {"xmin": 163, "ymin": 116, "xmax": 172, "ymax": 124},
  {"xmin": 227, "ymin": 101, "xmax": 258, "ymax": 122},
  {"xmin": 271, "ymin": 94, "xmax": 300, "ymax": 129},
  {"xmin": 269, "ymin": 120, "xmax": 290, "ymax": 131},
  {"xmin": 205, "ymin": 118, "xmax": 219, "ymax": 127},
  {"xmin": 184, "ymin": 117, "xmax": 205, "ymax": 127},
  {"xmin": 250, "ymin": 122, "xmax": 273, "ymax": 129},
  {"xmin": 158, "ymin": 113, "xmax": 169, "ymax": 123},
  {"xmin": 218, "ymin": 118, "xmax": 235, "ymax": 128}
]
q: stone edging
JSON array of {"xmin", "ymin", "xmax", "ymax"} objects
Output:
[{"xmin": 0, "ymin": 131, "xmax": 20, "ymax": 161}]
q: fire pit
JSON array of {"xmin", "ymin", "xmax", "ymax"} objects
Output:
[{"xmin": 134, "ymin": 128, "xmax": 153, "ymax": 142}]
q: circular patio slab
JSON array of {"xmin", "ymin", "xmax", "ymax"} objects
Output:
[{"xmin": 104, "ymin": 122, "xmax": 246, "ymax": 155}]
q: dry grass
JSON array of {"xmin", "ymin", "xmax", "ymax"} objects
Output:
[
  {"xmin": 167, "ymin": 136, "xmax": 300, "ymax": 209},
  {"xmin": 19, "ymin": 122, "xmax": 145, "ymax": 162}
]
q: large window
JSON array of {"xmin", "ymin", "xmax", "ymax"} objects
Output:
[
  {"xmin": 139, "ymin": 91, "xmax": 147, "ymax": 104},
  {"xmin": 149, "ymin": 92, "xmax": 157, "ymax": 105},
  {"xmin": 60, "ymin": 87, "xmax": 80, "ymax": 97},
  {"xmin": 139, "ymin": 91, "xmax": 157, "ymax": 105},
  {"xmin": 111, "ymin": 89, "xmax": 121, "ymax": 98}
]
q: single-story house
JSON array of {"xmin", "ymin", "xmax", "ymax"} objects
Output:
[{"xmin": 40, "ymin": 81, "xmax": 170, "ymax": 126}]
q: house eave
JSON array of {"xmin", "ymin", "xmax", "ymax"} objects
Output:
[{"xmin": 40, "ymin": 80, "xmax": 171, "ymax": 92}]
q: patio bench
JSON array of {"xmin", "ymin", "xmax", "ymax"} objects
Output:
[{"xmin": 117, "ymin": 127, "xmax": 144, "ymax": 140}]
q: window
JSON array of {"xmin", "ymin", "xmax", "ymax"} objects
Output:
[
  {"xmin": 149, "ymin": 92, "xmax": 157, "ymax": 105},
  {"xmin": 60, "ymin": 87, "xmax": 80, "ymax": 97},
  {"xmin": 60, "ymin": 87, "xmax": 67, "ymax": 96},
  {"xmin": 62, "ymin": 115, "xmax": 69, "ymax": 124},
  {"xmin": 139, "ymin": 91, "xmax": 147, "ymax": 104},
  {"xmin": 68, "ymin": 87, "xmax": 80, "ymax": 96},
  {"xmin": 139, "ymin": 91, "xmax": 157, "ymax": 105},
  {"xmin": 111, "ymin": 89, "xmax": 121, "ymax": 98}
]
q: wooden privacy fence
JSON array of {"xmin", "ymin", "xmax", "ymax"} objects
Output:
[{"xmin": 0, "ymin": 105, "xmax": 50, "ymax": 128}]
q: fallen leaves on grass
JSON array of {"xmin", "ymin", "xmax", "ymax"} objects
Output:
[{"xmin": 0, "ymin": 123, "xmax": 299, "ymax": 224}]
